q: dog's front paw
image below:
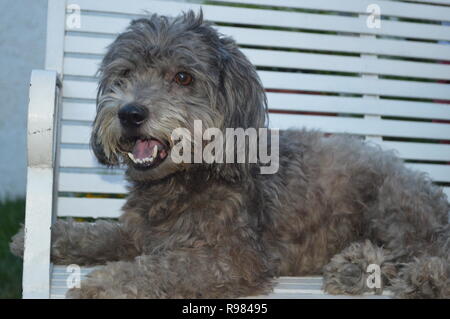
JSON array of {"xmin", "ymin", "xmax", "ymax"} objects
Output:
[
  {"xmin": 322, "ymin": 240, "xmax": 396, "ymax": 295},
  {"xmin": 10, "ymin": 224, "xmax": 25, "ymax": 258}
]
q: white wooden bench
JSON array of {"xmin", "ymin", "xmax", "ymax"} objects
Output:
[{"xmin": 22, "ymin": 0, "xmax": 450, "ymax": 298}]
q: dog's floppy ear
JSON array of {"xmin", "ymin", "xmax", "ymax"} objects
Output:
[
  {"xmin": 217, "ymin": 37, "xmax": 268, "ymax": 130},
  {"xmin": 92, "ymin": 63, "xmax": 121, "ymax": 167}
]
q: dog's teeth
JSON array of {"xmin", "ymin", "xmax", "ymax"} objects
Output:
[
  {"xmin": 152, "ymin": 146, "xmax": 158, "ymax": 158},
  {"xmin": 129, "ymin": 152, "xmax": 158, "ymax": 165},
  {"xmin": 128, "ymin": 153, "xmax": 136, "ymax": 163}
]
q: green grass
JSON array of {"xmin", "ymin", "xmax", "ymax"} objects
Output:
[{"xmin": 0, "ymin": 199, "xmax": 25, "ymax": 299}]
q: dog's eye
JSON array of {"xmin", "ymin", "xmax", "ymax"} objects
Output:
[
  {"xmin": 114, "ymin": 79, "xmax": 125, "ymax": 88},
  {"xmin": 174, "ymin": 72, "xmax": 193, "ymax": 86}
]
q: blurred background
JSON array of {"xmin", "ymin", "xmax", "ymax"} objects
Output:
[{"xmin": 0, "ymin": 0, "xmax": 47, "ymax": 298}]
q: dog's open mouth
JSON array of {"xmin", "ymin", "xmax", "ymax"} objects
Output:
[{"xmin": 127, "ymin": 138, "xmax": 168, "ymax": 170}]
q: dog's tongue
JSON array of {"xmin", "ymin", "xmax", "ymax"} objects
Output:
[{"xmin": 132, "ymin": 139, "xmax": 165, "ymax": 160}]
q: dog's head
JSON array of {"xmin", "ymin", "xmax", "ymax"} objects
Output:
[{"xmin": 91, "ymin": 10, "xmax": 268, "ymax": 181}]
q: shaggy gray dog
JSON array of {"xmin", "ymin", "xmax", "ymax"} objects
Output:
[{"xmin": 12, "ymin": 11, "xmax": 450, "ymax": 299}]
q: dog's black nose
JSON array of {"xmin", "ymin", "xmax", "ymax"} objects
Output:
[{"xmin": 118, "ymin": 104, "xmax": 148, "ymax": 128}]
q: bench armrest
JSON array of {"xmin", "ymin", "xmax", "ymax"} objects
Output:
[{"xmin": 22, "ymin": 70, "xmax": 61, "ymax": 298}]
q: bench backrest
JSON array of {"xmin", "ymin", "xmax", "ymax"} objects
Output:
[{"xmin": 49, "ymin": 0, "xmax": 450, "ymax": 219}]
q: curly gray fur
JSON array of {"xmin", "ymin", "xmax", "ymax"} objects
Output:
[{"xmin": 11, "ymin": 10, "xmax": 450, "ymax": 299}]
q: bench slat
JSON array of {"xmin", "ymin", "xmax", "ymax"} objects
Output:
[
  {"xmin": 57, "ymin": 185, "xmax": 450, "ymax": 219},
  {"xmin": 270, "ymin": 114, "xmax": 450, "ymax": 141},
  {"xmin": 211, "ymin": 0, "xmax": 450, "ymax": 22},
  {"xmin": 59, "ymin": 172, "xmax": 126, "ymax": 194},
  {"xmin": 59, "ymin": 142, "xmax": 450, "ymax": 170},
  {"xmin": 61, "ymin": 116, "xmax": 450, "ymax": 145},
  {"xmin": 61, "ymin": 113, "xmax": 450, "ymax": 144},
  {"xmin": 67, "ymin": 0, "xmax": 450, "ymax": 41},
  {"xmin": 62, "ymin": 72, "xmax": 450, "ymax": 101},
  {"xmin": 57, "ymin": 159, "xmax": 450, "ymax": 192},
  {"xmin": 57, "ymin": 197, "xmax": 125, "ymax": 218},
  {"xmin": 62, "ymin": 101, "xmax": 96, "ymax": 122},
  {"xmin": 407, "ymin": 164, "xmax": 450, "ymax": 182},
  {"xmin": 260, "ymin": 71, "xmax": 450, "ymax": 100},
  {"xmin": 49, "ymin": 265, "xmax": 391, "ymax": 299},
  {"xmin": 377, "ymin": 141, "xmax": 450, "ymax": 162},
  {"xmin": 65, "ymin": 28, "xmax": 450, "ymax": 61},
  {"xmin": 267, "ymin": 94, "xmax": 450, "ymax": 121},
  {"xmin": 64, "ymin": 49, "xmax": 450, "ymax": 80},
  {"xmin": 62, "ymin": 95, "xmax": 450, "ymax": 122},
  {"xmin": 406, "ymin": 0, "xmax": 450, "ymax": 5}
]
